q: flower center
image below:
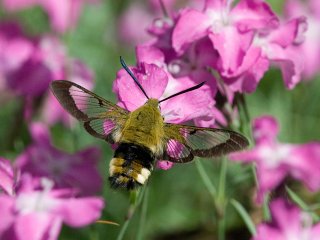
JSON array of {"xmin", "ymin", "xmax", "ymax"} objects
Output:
[
  {"xmin": 259, "ymin": 144, "xmax": 291, "ymax": 168},
  {"xmin": 15, "ymin": 178, "xmax": 56, "ymax": 214}
]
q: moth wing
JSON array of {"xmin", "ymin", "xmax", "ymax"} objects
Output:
[
  {"xmin": 162, "ymin": 124, "xmax": 249, "ymax": 163},
  {"xmin": 50, "ymin": 80, "xmax": 129, "ymax": 143}
]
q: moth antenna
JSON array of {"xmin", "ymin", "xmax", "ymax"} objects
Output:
[
  {"xmin": 159, "ymin": 81, "xmax": 206, "ymax": 103},
  {"xmin": 159, "ymin": 0, "xmax": 169, "ymax": 17},
  {"xmin": 120, "ymin": 56, "xmax": 149, "ymax": 100}
]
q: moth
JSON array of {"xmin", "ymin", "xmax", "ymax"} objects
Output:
[{"xmin": 50, "ymin": 57, "xmax": 249, "ymax": 190}]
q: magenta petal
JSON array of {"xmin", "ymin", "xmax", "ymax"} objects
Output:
[
  {"xmin": 253, "ymin": 116, "xmax": 279, "ymax": 144},
  {"xmin": 29, "ymin": 122, "xmax": 51, "ymax": 146},
  {"xmin": 204, "ymin": 0, "xmax": 225, "ymax": 10},
  {"xmin": 223, "ymin": 45, "xmax": 262, "ymax": 79},
  {"xmin": 41, "ymin": 0, "xmax": 83, "ymax": 33},
  {"xmin": 229, "ymin": 149, "xmax": 260, "ymax": 163},
  {"xmin": 311, "ymin": 224, "xmax": 320, "ymax": 240},
  {"xmin": 268, "ymin": 17, "xmax": 307, "ymax": 47},
  {"xmin": 6, "ymin": 59, "xmax": 53, "ymax": 97},
  {"xmin": 0, "ymin": 195, "xmax": 14, "ymax": 234},
  {"xmin": 1, "ymin": 0, "xmax": 37, "ymax": 11},
  {"xmin": 161, "ymin": 77, "xmax": 215, "ymax": 123},
  {"xmin": 268, "ymin": 45, "xmax": 303, "ymax": 89},
  {"xmin": 256, "ymin": 166, "xmax": 287, "ymax": 203},
  {"xmin": 253, "ymin": 225, "xmax": 283, "ymax": 240},
  {"xmin": 0, "ymin": 158, "xmax": 15, "ymax": 195},
  {"xmin": 114, "ymin": 69, "xmax": 147, "ymax": 110},
  {"xmin": 157, "ymin": 161, "xmax": 174, "ymax": 170},
  {"xmin": 311, "ymin": 0, "xmax": 320, "ymax": 16},
  {"xmin": 269, "ymin": 199, "xmax": 301, "ymax": 233},
  {"xmin": 0, "ymin": 38, "xmax": 34, "ymax": 72},
  {"xmin": 115, "ymin": 63, "xmax": 168, "ymax": 111},
  {"xmin": 289, "ymin": 143, "xmax": 320, "ymax": 191},
  {"xmin": 57, "ymin": 197, "xmax": 104, "ymax": 227},
  {"xmin": 136, "ymin": 45, "xmax": 165, "ymax": 66},
  {"xmin": 135, "ymin": 63, "xmax": 168, "ymax": 99},
  {"xmin": 15, "ymin": 213, "xmax": 58, "ymax": 240},
  {"xmin": 172, "ymin": 9, "xmax": 211, "ymax": 53},
  {"xmin": 209, "ymin": 28, "xmax": 254, "ymax": 76},
  {"xmin": 232, "ymin": 0, "xmax": 279, "ymax": 31}
]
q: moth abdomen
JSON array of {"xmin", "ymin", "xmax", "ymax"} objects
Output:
[{"xmin": 108, "ymin": 143, "xmax": 154, "ymax": 190}]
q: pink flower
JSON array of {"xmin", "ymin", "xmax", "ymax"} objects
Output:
[
  {"xmin": 0, "ymin": 23, "xmax": 96, "ymax": 125},
  {"xmin": 285, "ymin": 0, "xmax": 320, "ymax": 80},
  {"xmin": 171, "ymin": 0, "xmax": 307, "ymax": 93},
  {"xmin": 16, "ymin": 123, "xmax": 103, "ymax": 196},
  {"xmin": 0, "ymin": 22, "xmax": 34, "ymax": 74},
  {"xmin": 228, "ymin": 16, "xmax": 307, "ymax": 92},
  {"xmin": 118, "ymin": 2, "xmax": 154, "ymax": 46},
  {"xmin": 0, "ymin": 24, "xmax": 61, "ymax": 97},
  {"xmin": 1, "ymin": 0, "xmax": 100, "ymax": 33},
  {"xmin": 0, "ymin": 174, "xmax": 104, "ymax": 240},
  {"xmin": 113, "ymin": 59, "xmax": 216, "ymax": 125},
  {"xmin": 230, "ymin": 116, "xmax": 320, "ymax": 203},
  {"xmin": 0, "ymin": 22, "xmax": 53, "ymax": 97},
  {"xmin": 172, "ymin": 0, "xmax": 278, "ymax": 76},
  {"xmin": 253, "ymin": 199, "xmax": 320, "ymax": 240}
]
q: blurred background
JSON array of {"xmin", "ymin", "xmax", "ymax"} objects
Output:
[{"xmin": 0, "ymin": 0, "xmax": 320, "ymax": 239}]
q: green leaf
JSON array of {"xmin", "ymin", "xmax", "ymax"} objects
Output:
[
  {"xmin": 286, "ymin": 187, "xmax": 320, "ymax": 221},
  {"xmin": 230, "ymin": 199, "xmax": 256, "ymax": 236}
]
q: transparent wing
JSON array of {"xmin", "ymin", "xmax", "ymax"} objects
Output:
[
  {"xmin": 162, "ymin": 124, "xmax": 249, "ymax": 163},
  {"xmin": 50, "ymin": 80, "xmax": 128, "ymax": 143}
]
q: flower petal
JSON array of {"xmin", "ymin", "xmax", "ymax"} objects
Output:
[
  {"xmin": 115, "ymin": 63, "xmax": 168, "ymax": 111},
  {"xmin": 0, "ymin": 158, "xmax": 15, "ymax": 195},
  {"xmin": 232, "ymin": 0, "xmax": 279, "ymax": 32},
  {"xmin": 0, "ymin": 195, "xmax": 14, "ymax": 234},
  {"xmin": 56, "ymin": 197, "xmax": 104, "ymax": 227},
  {"xmin": 172, "ymin": 9, "xmax": 211, "ymax": 53},
  {"xmin": 15, "ymin": 213, "xmax": 59, "ymax": 240},
  {"xmin": 157, "ymin": 161, "xmax": 174, "ymax": 170}
]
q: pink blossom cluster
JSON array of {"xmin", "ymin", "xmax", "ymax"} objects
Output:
[
  {"xmin": 115, "ymin": 0, "xmax": 308, "ymax": 130},
  {"xmin": 0, "ymin": 123, "xmax": 104, "ymax": 240},
  {"xmin": 253, "ymin": 199, "xmax": 320, "ymax": 240},
  {"xmin": 0, "ymin": 21, "xmax": 95, "ymax": 127},
  {"xmin": 114, "ymin": 0, "xmax": 311, "ymax": 171},
  {"xmin": 231, "ymin": 116, "xmax": 320, "ymax": 202},
  {"xmin": 285, "ymin": 0, "xmax": 320, "ymax": 79},
  {"xmin": 0, "ymin": 2, "xmax": 105, "ymax": 239}
]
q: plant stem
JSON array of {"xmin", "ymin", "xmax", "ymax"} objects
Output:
[
  {"xmin": 217, "ymin": 157, "xmax": 228, "ymax": 240},
  {"xmin": 195, "ymin": 159, "xmax": 222, "ymax": 217},
  {"xmin": 218, "ymin": 215, "xmax": 226, "ymax": 240},
  {"xmin": 136, "ymin": 187, "xmax": 149, "ymax": 240},
  {"xmin": 217, "ymin": 158, "xmax": 227, "ymax": 204},
  {"xmin": 116, "ymin": 186, "xmax": 147, "ymax": 240},
  {"xmin": 116, "ymin": 220, "xmax": 130, "ymax": 240},
  {"xmin": 195, "ymin": 159, "xmax": 217, "ymax": 199}
]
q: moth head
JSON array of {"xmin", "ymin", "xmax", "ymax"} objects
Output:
[{"xmin": 145, "ymin": 98, "xmax": 160, "ymax": 108}]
